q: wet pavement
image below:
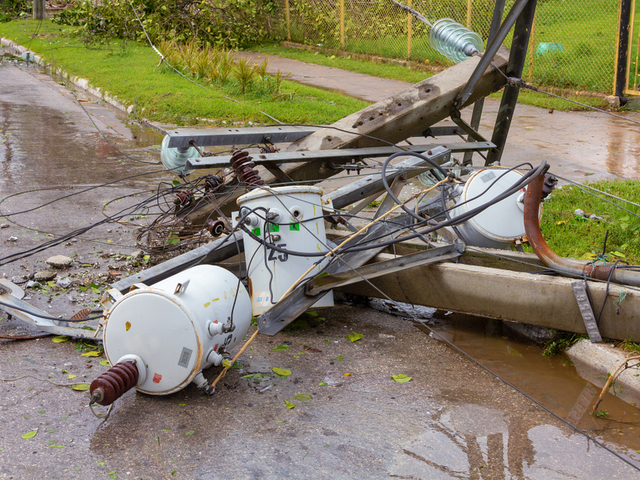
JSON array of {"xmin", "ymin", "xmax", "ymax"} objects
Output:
[{"xmin": 2, "ymin": 54, "xmax": 640, "ymax": 479}]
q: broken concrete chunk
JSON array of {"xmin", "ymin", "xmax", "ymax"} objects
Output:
[
  {"xmin": 34, "ymin": 270, "xmax": 56, "ymax": 281},
  {"xmin": 46, "ymin": 255, "xmax": 73, "ymax": 269},
  {"xmin": 8, "ymin": 236, "xmax": 17, "ymax": 242},
  {"xmin": 56, "ymin": 277, "xmax": 72, "ymax": 288}
]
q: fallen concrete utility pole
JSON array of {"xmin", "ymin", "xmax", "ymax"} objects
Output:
[{"xmin": 182, "ymin": 46, "xmax": 510, "ymax": 225}]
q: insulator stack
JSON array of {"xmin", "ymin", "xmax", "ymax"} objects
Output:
[
  {"xmin": 230, "ymin": 150, "xmax": 264, "ymax": 188},
  {"xmin": 89, "ymin": 361, "xmax": 139, "ymax": 406},
  {"xmin": 429, "ymin": 18, "xmax": 483, "ymax": 64},
  {"xmin": 205, "ymin": 219, "xmax": 226, "ymax": 237}
]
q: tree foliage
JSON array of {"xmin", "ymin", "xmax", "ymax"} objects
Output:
[{"xmin": 53, "ymin": 0, "xmax": 281, "ymax": 48}]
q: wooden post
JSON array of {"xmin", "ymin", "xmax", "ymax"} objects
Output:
[
  {"xmin": 527, "ymin": 12, "xmax": 536, "ymax": 79},
  {"xmin": 466, "ymin": 0, "xmax": 472, "ymax": 29},
  {"xmin": 33, "ymin": 0, "xmax": 45, "ymax": 20},
  {"xmin": 285, "ymin": 0, "xmax": 291, "ymax": 41},
  {"xmin": 340, "ymin": 0, "xmax": 345, "ymax": 47},
  {"xmin": 407, "ymin": 0, "xmax": 412, "ymax": 58}
]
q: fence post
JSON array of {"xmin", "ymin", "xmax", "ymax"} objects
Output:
[
  {"xmin": 340, "ymin": 0, "xmax": 345, "ymax": 47},
  {"xmin": 407, "ymin": 0, "xmax": 412, "ymax": 58},
  {"xmin": 614, "ymin": 0, "xmax": 632, "ymax": 98},
  {"xmin": 285, "ymin": 0, "xmax": 291, "ymax": 41},
  {"xmin": 33, "ymin": 0, "xmax": 45, "ymax": 20},
  {"xmin": 527, "ymin": 11, "xmax": 536, "ymax": 79},
  {"xmin": 466, "ymin": 0, "xmax": 472, "ymax": 28}
]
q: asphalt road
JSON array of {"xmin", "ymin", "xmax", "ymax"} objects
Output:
[{"xmin": 1, "ymin": 57, "xmax": 640, "ymax": 479}]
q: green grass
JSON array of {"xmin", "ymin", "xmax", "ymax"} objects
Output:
[
  {"xmin": 0, "ymin": 20, "xmax": 368, "ymax": 126},
  {"xmin": 536, "ymin": 179, "xmax": 640, "ymax": 265},
  {"xmin": 250, "ymin": 43, "xmax": 611, "ymax": 111}
]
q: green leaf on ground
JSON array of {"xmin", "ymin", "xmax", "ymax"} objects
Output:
[
  {"xmin": 285, "ymin": 400, "xmax": 296, "ymax": 409},
  {"xmin": 185, "ymin": 431, "xmax": 195, "ymax": 435},
  {"xmin": 272, "ymin": 367, "xmax": 292, "ymax": 376},
  {"xmin": 52, "ymin": 336, "xmax": 69, "ymax": 343},
  {"xmin": 99, "ymin": 359, "xmax": 110, "ymax": 366},
  {"xmin": 71, "ymin": 383, "xmax": 91, "ymax": 391},
  {"xmin": 271, "ymin": 345, "xmax": 290, "ymax": 352},
  {"xmin": 346, "ymin": 332, "xmax": 363, "ymax": 342},
  {"xmin": 21, "ymin": 430, "xmax": 38, "ymax": 439},
  {"xmin": 81, "ymin": 351, "xmax": 100, "ymax": 357},
  {"xmin": 222, "ymin": 359, "xmax": 232, "ymax": 368},
  {"xmin": 391, "ymin": 374, "xmax": 412, "ymax": 383},
  {"xmin": 318, "ymin": 382, "xmax": 327, "ymax": 386},
  {"xmin": 293, "ymin": 394, "xmax": 311, "ymax": 401}
]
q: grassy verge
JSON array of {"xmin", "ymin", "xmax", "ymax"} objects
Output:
[
  {"xmin": 250, "ymin": 43, "xmax": 611, "ymax": 112},
  {"xmin": 0, "ymin": 20, "xmax": 368, "ymax": 126},
  {"xmin": 536, "ymin": 179, "xmax": 640, "ymax": 265}
]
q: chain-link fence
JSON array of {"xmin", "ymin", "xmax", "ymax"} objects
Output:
[{"xmin": 281, "ymin": 0, "xmax": 624, "ymax": 94}]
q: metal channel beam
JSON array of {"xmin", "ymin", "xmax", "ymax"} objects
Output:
[
  {"xmin": 325, "ymin": 146, "xmax": 451, "ymax": 210},
  {"xmin": 305, "ymin": 245, "xmax": 462, "ymax": 296},
  {"xmin": 166, "ymin": 126, "xmax": 318, "ymax": 148},
  {"xmin": 186, "ymin": 143, "xmax": 492, "ymax": 169},
  {"xmin": 110, "ymin": 232, "xmax": 243, "ymax": 294}
]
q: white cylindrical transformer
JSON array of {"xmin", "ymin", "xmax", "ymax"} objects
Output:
[
  {"xmin": 236, "ymin": 186, "xmax": 334, "ymax": 315},
  {"xmin": 102, "ymin": 265, "xmax": 252, "ymax": 396},
  {"xmin": 451, "ymin": 169, "xmax": 535, "ymax": 249}
]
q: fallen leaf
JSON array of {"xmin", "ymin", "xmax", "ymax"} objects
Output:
[
  {"xmin": 71, "ymin": 383, "xmax": 91, "ymax": 391},
  {"xmin": 185, "ymin": 431, "xmax": 195, "ymax": 435},
  {"xmin": 222, "ymin": 359, "xmax": 232, "ymax": 368},
  {"xmin": 162, "ymin": 429, "xmax": 172, "ymax": 432},
  {"xmin": 556, "ymin": 220, "xmax": 568, "ymax": 225},
  {"xmin": 306, "ymin": 310, "xmax": 319, "ymax": 317},
  {"xmin": 67, "ymin": 374, "xmax": 77, "ymax": 380},
  {"xmin": 99, "ymin": 359, "xmax": 110, "ymax": 367},
  {"xmin": 275, "ymin": 420, "xmax": 284, "ymax": 423},
  {"xmin": 271, "ymin": 345, "xmax": 290, "ymax": 352},
  {"xmin": 293, "ymin": 394, "xmax": 311, "ymax": 401},
  {"xmin": 81, "ymin": 351, "xmax": 100, "ymax": 357},
  {"xmin": 21, "ymin": 429, "xmax": 38, "ymax": 439},
  {"xmin": 97, "ymin": 462, "xmax": 106, "ymax": 466},
  {"xmin": 52, "ymin": 336, "xmax": 69, "ymax": 343},
  {"xmin": 285, "ymin": 400, "xmax": 296, "ymax": 409},
  {"xmin": 38, "ymin": 410, "xmax": 45, "ymax": 414},
  {"xmin": 303, "ymin": 345, "xmax": 322, "ymax": 353},
  {"xmin": 50, "ymin": 444, "xmax": 64, "ymax": 448},
  {"xmin": 391, "ymin": 374, "xmax": 412, "ymax": 383},
  {"xmin": 272, "ymin": 367, "xmax": 292, "ymax": 376},
  {"xmin": 346, "ymin": 332, "xmax": 363, "ymax": 343},
  {"xmin": 318, "ymin": 382, "xmax": 327, "ymax": 386},
  {"xmin": 178, "ymin": 403, "xmax": 186, "ymax": 406},
  {"xmin": 344, "ymin": 373, "xmax": 351, "ymax": 376}
]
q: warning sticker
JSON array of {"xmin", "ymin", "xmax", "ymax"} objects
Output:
[
  {"xmin": 153, "ymin": 373, "xmax": 162, "ymax": 384},
  {"xmin": 178, "ymin": 347, "xmax": 193, "ymax": 368}
]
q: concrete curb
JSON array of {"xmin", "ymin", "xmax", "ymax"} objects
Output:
[
  {"xmin": 1, "ymin": 36, "xmax": 134, "ymax": 116},
  {"xmin": 566, "ymin": 339, "xmax": 640, "ymax": 409}
]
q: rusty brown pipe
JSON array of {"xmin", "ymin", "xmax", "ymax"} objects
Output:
[{"xmin": 524, "ymin": 173, "xmax": 640, "ymax": 287}]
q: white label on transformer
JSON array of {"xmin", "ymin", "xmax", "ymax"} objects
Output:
[{"xmin": 178, "ymin": 347, "xmax": 193, "ymax": 368}]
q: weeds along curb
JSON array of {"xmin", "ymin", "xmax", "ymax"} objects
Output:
[{"xmin": 1, "ymin": 36, "xmax": 135, "ymax": 116}]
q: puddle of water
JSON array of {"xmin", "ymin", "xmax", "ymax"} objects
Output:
[{"xmin": 427, "ymin": 312, "xmax": 640, "ymax": 455}]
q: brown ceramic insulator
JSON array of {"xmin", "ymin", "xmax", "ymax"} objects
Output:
[
  {"xmin": 173, "ymin": 190, "xmax": 193, "ymax": 206},
  {"xmin": 205, "ymin": 219, "xmax": 226, "ymax": 237},
  {"xmin": 69, "ymin": 307, "xmax": 93, "ymax": 321},
  {"xmin": 230, "ymin": 150, "xmax": 264, "ymax": 188},
  {"xmin": 89, "ymin": 361, "xmax": 139, "ymax": 406}
]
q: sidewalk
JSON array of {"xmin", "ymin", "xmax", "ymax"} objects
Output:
[{"xmin": 239, "ymin": 51, "xmax": 640, "ymax": 183}]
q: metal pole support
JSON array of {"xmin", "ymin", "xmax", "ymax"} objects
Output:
[
  {"xmin": 485, "ymin": 0, "xmax": 537, "ymax": 166},
  {"xmin": 33, "ymin": 0, "xmax": 45, "ymax": 20}
]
